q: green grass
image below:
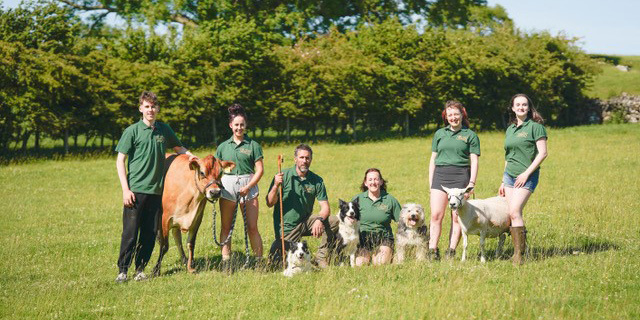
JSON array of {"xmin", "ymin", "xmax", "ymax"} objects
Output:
[
  {"xmin": 1, "ymin": 124, "xmax": 640, "ymax": 319},
  {"xmin": 588, "ymin": 55, "xmax": 640, "ymax": 99}
]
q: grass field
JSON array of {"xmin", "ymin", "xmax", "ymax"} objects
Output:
[
  {"xmin": 588, "ymin": 55, "xmax": 640, "ymax": 99},
  {"xmin": 1, "ymin": 124, "xmax": 639, "ymax": 319}
]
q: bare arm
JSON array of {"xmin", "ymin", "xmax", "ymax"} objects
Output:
[
  {"xmin": 499, "ymin": 160, "xmax": 507, "ymax": 197},
  {"xmin": 311, "ymin": 200, "xmax": 331, "ymax": 237},
  {"xmin": 116, "ymin": 153, "xmax": 135, "ymax": 207},
  {"xmin": 514, "ymin": 138, "xmax": 548, "ymax": 188},
  {"xmin": 173, "ymin": 146, "xmax": 197, "ymax": 160},
  {"xmin": 428, "ymin": 152, "xmax": 437, "ymax": 189},
  {"xmin": 465, "ymin": 153, "xmax": 479, "ymax": 199},
  {"xmin": 239, "ymin": 159, "xmax": 264, "ymax": 196},
  {"xmin": 266, "ymin": 173, "xmax": 283, "ymax": 208}
]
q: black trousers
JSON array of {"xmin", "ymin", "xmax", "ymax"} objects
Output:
[{"xmin": 116, "ymin": 193, "xmax": 162, "ymax": 273}]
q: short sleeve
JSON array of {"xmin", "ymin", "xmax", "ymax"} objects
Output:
[
  {"xmin": 115, "ymin": 128, "xmax": 134, "ymax": 154},
  {"xmin": 532, "ymin": 123, "xmax": 547, "ymax": 141},
  {"xmin": 431, "ymin": 131, "xmax": 440, "ymax": 152},
  {"xmin": 469, "ymin": 132, "xmax": 481, "ymax": 156},
  {"xmin": 253, "ymin": 141, "xmax": 264, "ymax": 162},
  {"xmin": 215, "ymin": 145, "xmax": 222, "ymax": 159},
  {"xmin": 315, "ymin": 179, "xmax": 328, "ymax": 201},
  {"xmin": 163, "ymin": 124, "xmax": 182, "ymax": 149},
  {"xmin": 391, "ymin": 197, "xmax": 402, "ymax": 221}
]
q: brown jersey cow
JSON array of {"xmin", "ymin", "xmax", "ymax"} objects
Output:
[{"xmin": 153, "ymin": 154, "xmax": 234, "ymax": 275}]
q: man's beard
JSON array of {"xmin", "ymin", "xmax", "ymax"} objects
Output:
[{"xmin": 298, "ymin": 165, "xmax": 308, "ymax": 173}]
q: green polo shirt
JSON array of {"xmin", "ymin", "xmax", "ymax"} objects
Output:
[
  {"xmin": 115, "ymin": 120, "xmax": 182, "ymax": 195},
  {"xmin": 353, "ymin": 191, "xmax": 401, "ymax": 239},
  {"xmin": 215, "ymin": 136, "xmax": 263, "ymax": 175},
  {"xmin": 271, "ymin": 167, "xmax": 328, "ymax": 237},
  {"xmin": 504, "ymin": 119, "xmax": 547, "ymax": 177},
  {"xmin": 431, "ymin": 126, "xmax": 481, "ymax": 167}
]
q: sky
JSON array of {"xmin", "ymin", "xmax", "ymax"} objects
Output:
[{"xmin": 2, "ymin": 0, "xmax": 639, "ymax": 55}]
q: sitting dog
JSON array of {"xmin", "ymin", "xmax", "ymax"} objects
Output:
[
  {"xmin": 335, "ymin": 198, "xmax": 361, "ymax": 267},
  {"xmin": 395, "ymin": 203, "xmax": 429, "ymax": 263},
  {"xmin": 283, "ymin": 241, "xmax": 312, "ymax": 277}
]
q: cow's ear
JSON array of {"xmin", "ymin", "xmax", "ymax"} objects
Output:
[
  {"xmin": 189, "ymin": 158, "xmax": 201, "ymax": 171},
  {"xmin": 219, "ymin": 160, "xmax": 235, "ymax": 174}
]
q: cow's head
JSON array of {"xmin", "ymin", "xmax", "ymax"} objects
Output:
[{"xmin": 190, "ymin": 155, "xmax": 235, "ymax": 201}]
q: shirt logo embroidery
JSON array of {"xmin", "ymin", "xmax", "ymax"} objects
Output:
[
  {"xmin": 304, "ymin": 185, "xmax": 315, "ymax": 194},
  {"xmin": 517, "ymin": 132, "xmax": 528, "ymax": 138},
  {"xmin": 456, "ymin": 135, "xmax": 468, "ymax": 142},
  {"xmin": 155, "ymin": 135, "xmax": 165, "ymax": 143},
  {"xmin": 376, "ymin": 203, "xmax": 389, "ymax": 211},
  {"xmin": 238, "ymin": 148, "xmax": 251, "ymax": 156}
]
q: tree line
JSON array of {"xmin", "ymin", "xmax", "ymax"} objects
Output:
[{"xmin": 0, "ymin": 0, "xmax": 599, "ymax": 155}]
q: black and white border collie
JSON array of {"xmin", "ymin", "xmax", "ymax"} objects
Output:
[
  {"xmin": 283, "ymin": 241, "xmax": 312, "ymax": 277},
  {"xmin": 336, "ymin": 198, "xmax": 361, "ymax": 267}
]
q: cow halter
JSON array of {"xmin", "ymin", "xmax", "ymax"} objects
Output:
[{"xmin": 193, "ymin": 168, "xmax": 223, "ymax": 203}]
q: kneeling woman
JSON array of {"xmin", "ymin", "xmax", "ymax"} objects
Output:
[
  {"xmin": 353, "ymin": 168, "xmax": 402, "ymax": 266},
  {"xmin": 216, "ymin": 104, "xmax": 264, "ymax": 265}
]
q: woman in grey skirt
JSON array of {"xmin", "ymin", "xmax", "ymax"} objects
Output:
[
  {"xmin": 215, "ymin": 104, "xmax": 264, "ymax": 265},
  {"xmin": 428, "ymin": 101, "xmax": 480, "ymax": 260}
]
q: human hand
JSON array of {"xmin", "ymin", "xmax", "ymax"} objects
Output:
[
  {"xmin": 464, "ymin": 183, "xmax": 475, "ymax": 200},
  {"xmin": 123, "ymin": 190, "xmax": 136, "ymax": 207},
  {"xmin": 514, "ymin": 172, "xmax": 530, "ymax": 188},
  {"xmin": 238, "ymin": 186, "xmax": 249, "ymax": 197},
  {"xmin": 274, "ymin": 173, "xmax": 284, "ymax": 186},
  {"xmin": 311, "ymin": 219, "xmax": 325, "ymax": 238},
  {"xmin": 498, "ymin": 183, "xmax": 505, "ymax": 197}
]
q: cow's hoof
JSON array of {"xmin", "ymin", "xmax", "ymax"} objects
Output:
[{"xmin": 152, "ymin": 267, "xmax": 161, "ymax": 277}]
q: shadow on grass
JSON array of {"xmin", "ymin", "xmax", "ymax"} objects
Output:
[
  {"xmin": 159, "ymin": 251, "xmax": 275, "ymax": 276},
  {"xmin": 527, "ymin": 236, "xmax": 619, "ymax": 261},
  {"xmin": 460, "ymin": 235, "xmax": 619, "ymax": 262},
  {"xmin": 485, "ymin": 236, "xmax": 619, "ymax": 262}
]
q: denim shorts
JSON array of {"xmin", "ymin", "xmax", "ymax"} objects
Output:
[
  {"xmin": 220, "ymin": 174, "xmax": 259, "ymax": 202},
  {"xmin": 502, "ymin": 170, "xmax": 540, "ymax": 192}
]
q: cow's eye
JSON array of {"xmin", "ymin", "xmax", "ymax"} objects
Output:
[{"xmin": 199, "ymin": 171, "xmax": 206, "ymax": 178}]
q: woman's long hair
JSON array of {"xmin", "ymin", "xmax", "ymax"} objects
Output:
[
  {"xmin": 507, "ymin": 94, "xmax": 544, "ymax": 125},
  {"xmin": 441, "ymin": 100, "xmax": 470, "ymax": 128}
]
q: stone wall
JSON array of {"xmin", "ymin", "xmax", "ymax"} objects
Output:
[{"xmin": 601, "ymin": 93, "xmax": 640, "ymax": 123}]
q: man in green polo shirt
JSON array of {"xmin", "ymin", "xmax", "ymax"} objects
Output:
[
  {"xmin": 114, "ymin": 91, "xmax": 196, "ymax": 283},
  {"xmin": 266, "ymin": 144, "xmax": 339, "ymax": 268}
]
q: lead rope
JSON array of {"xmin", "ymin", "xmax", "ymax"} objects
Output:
[{"xmin": 210, "ymin": 190, "xmax": 251, "ymax": 269}]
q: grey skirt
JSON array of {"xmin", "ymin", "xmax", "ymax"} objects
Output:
[{"xmin": 431, "ymin": 165, "xmax": 470, "ymax": 192}]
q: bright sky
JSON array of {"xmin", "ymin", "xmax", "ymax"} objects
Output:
[
  {"xmin": 2, "ymin": 0, "xmax": 639, "ymax": 55},
  {"xmin": 487, "ymin": 0, "xmax": 640, "ymax": 55}
]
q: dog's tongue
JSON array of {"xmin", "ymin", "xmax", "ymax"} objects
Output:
[
  {"xmin": 348, "ymin": 217, "xmax": 356, "ymax": 223},
  {"xmin": 408, "ymin": 219, "xmax": 417, "ymax": 226}
]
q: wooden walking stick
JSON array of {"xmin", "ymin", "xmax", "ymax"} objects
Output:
[{"xmin": 277, "ymin": 154, "xmax": 285, "ymax": 268}]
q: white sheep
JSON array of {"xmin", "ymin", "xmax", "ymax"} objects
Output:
[{"xmin": 442, "ymin": 186, "xmax": 510, "ymax": 262}]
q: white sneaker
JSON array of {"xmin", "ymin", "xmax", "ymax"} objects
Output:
[
  {"xmin": 133, "ymin": 271, "xmax": 148, "ymax": 281},
  {"xmin": 115, "ymin": 272, "xmax": 127, "ymax": 283}
]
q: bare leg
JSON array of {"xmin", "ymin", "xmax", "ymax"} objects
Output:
[
  {"xmin": 448, "ymin": 209, "xmax": 462, "ymax": 250},
  {"xmin": 244, "ymin": 197, "xmax": 263, "ymax": 257},
  {"xmin": 219, "ymin": 198, "xmax": 237, "ymax": 260},
  {"xmin": 373, "ymin": 246, "xmax": 393, "ymax": 265},
  {"xmin": 356, "ymin": 250, "xmax": 371, "ymax": 266},
  {"xmin": 429, "ymin": 189, "xmax": 448, "ymax": 250}
]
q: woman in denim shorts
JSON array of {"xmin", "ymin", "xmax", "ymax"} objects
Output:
[
  {"xmin": 215, "ymin": 104, "xmax": 264, "ymax": 265},
  {"xmin": 498, "ymin": 94, "xmax": 548, "ymax": 265}
]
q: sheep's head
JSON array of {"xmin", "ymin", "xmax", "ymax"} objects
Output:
[{"xmin": 441, "ymin": 186, "xmax": 474, "ymax": 209}]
